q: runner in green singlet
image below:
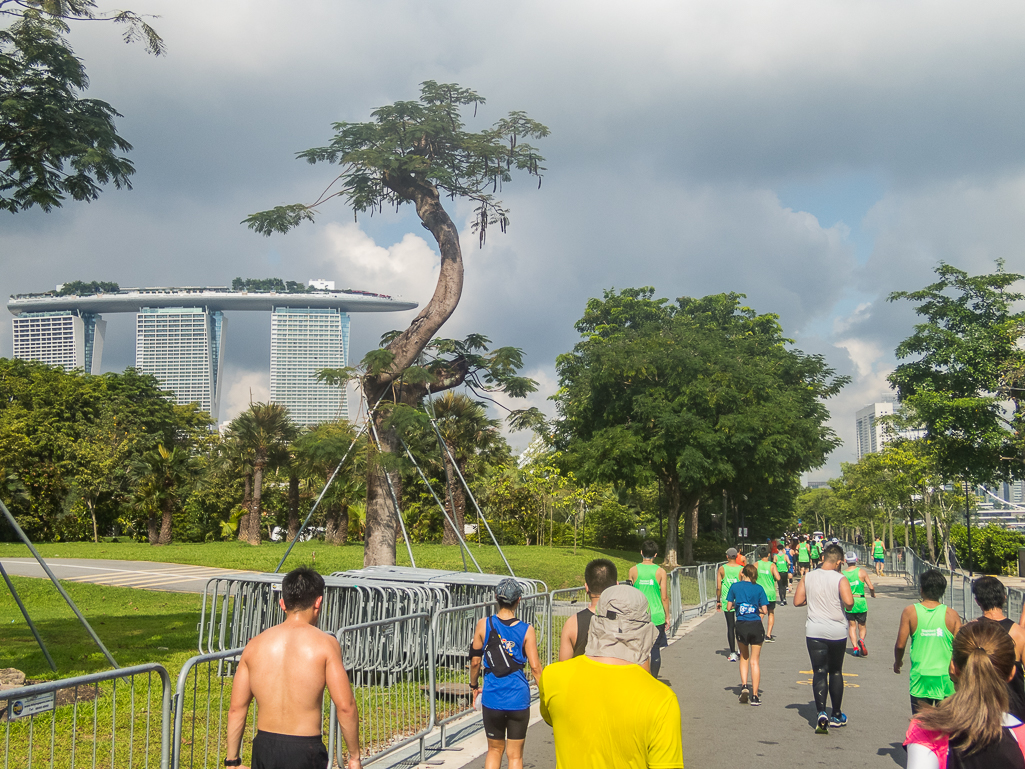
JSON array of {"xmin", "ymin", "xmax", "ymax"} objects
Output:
[
  {"xmin": 755, "ymin": 546, "xmax": 782, "ymax": 641},
  {"xmin": 893, "ymin": 568, "xmax": 962, "ymax": 713},
  {"xmin": 810, "ymin": 540, "xmax": 822, "ymax": 569},
  {"xmin": 797, "ymin": 539, "xmax": 811, "ymax": 578},
  {"xmin": 873, "ymin": 537, "xmax": 886, "ymax": 577},
  {"xmin": 717, "ymin": 549, "xmax": 744, "ymax": 662},
  {"xmin": 775, "ymin": 547, "xmax": 790, "ymax": 606},
  {"xmin": 842, "ymin": 552, "xmax": 875, "ymax": 657},
  {"xmin": 629, "ymin": 540, "xmax": 669, "ymax": 678}
]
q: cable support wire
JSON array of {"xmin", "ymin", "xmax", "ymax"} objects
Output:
[
  {"xmin": 397, "ymin": 432, "xmax": 482, "ymax": 573},
  {"xmin": 425, "ymin": 392, "xmax": 516, "ymax": 577}
]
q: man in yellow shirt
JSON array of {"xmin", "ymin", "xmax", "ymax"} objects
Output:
[{"xmin": 540, "ymin": 585, "xmax": 684, "ymax": 769}]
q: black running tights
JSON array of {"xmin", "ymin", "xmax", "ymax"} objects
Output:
[
  {"xmin": 724, "ymin": 610, "xmax": 736, "ymax": 653},
  {"xmin": 806, "ymin": 637, "xmax": 846, "ymax": 716},
  {"xmin": 777, "ymin": 574, "xmax": 788, "ymax": 600}
]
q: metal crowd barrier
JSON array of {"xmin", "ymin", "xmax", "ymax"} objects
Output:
[
  {"xmin": 331, "ymin": 614, "xmax": 434, "ymax": 767},
  {"xmin": 549, "ymin": 586, "xmax": 589, "ymax": 662},
  {"xmin": 334, "ymin": 567, "xmax": 547, "ymax": 607},
  {"xmin": 1, "ymin": 663, "xmax": 171, "ymax": 769}
]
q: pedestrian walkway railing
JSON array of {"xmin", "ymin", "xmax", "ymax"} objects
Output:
[{"xmin": 1, "ymin": 663, "xmax": 171, "ymax": 769}]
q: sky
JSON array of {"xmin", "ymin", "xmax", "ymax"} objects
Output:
[{"xmin": 4, "ymin": 0, "xmax": 1025, "ymax": 480}]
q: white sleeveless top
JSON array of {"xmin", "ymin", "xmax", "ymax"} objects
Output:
[{"xmin": 804, "ymin": 568, "xmax": 848, "ymax": 640}]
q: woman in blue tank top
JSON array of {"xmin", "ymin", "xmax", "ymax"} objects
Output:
[{"xmin": 469, "ymin": 579, "xmax": 544, "ymax": 769}]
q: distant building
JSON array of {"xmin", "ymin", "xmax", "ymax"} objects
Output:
[
  {"xmin": 855, "ymin": 402, "xmax": 894, "ymax": 459},
  {"xmin": 135, "ymin": 307, "xmax": 226, "ymax": 419},
  {"xmin": 270, "ymin": 307, "xmax": 350, "ymax": 425},
  {"xmin": 11, "ymin": 309, "xmax": 106, "ymax": 374},
  {"xmin": 805, "ymin": 480, "xmax": 831, "ymax": 490}
]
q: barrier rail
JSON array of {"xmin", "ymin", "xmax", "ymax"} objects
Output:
[
  {"xmin": 1, "ymin": 663, "xmax": 171, "ymax": 769},
  {"xmin": 331, "ymin": 614, "xmax": 434, "ymax": 767},
  {"xmin": 172, "ymin": 648, "xmax": 250, "ymax": 769}
]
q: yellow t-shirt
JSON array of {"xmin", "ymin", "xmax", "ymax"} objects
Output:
[{"xmin": 540, "ymin": 656, "xmax": 684, "ymax": 769}]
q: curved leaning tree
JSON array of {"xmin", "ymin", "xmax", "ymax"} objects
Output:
[{"xmin": 244, "ymin": 81, "xmax": 548, "ymax": 566}]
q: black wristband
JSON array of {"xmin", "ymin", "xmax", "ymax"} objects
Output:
[
  {"xmin": 470, "ymin": 681, "xmax": 480, "ymax": 689},
  {"xmin": 225, "ymin": 759, "xmax": 242, "ymax": 767}
]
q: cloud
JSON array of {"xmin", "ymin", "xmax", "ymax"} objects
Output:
[{"xmin": 221, "ymin": 369, "xmax": 270, "ymax": 426}]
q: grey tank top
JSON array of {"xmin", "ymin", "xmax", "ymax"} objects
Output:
[{"xmin": 804, "ymin": 568, "xmax": 848, "ymax": 640}]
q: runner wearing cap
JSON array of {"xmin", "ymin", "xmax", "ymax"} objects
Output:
[
  {"xmin": 540, "ymin": 585, "xmax": 684, "ymax": 768},
  {"xmin": 755, "ymin": 546, "xmax": 781, "ymax": 642},
  {"xmin": 468, "ymin": 579, "xmax": 544, "ymax": 769},
  {"xmin": 842, "ymin": 552, "xmax": 875, "ymax": 657},
  {"xmin": 727, "ymin": 564, "xmax": 768, "ymax": 705},
  {"xmin": 717, "ymin": 548, "xmax": 744, "ymax": 662},
  {"xmin": 629, "ymin": 540, "xmax": 669, "ymax": 677}
]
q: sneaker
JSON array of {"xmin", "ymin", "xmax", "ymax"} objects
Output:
[
  {"xmin": 829, "ymin": 713, "xmax": 848, "ymax": 728},
  {"xmin": 728, "ymin": 652, "xmax": 740, "ymax": 662},
  {"xmin": 766, "ymin": 635, "xmax": 776, "ymax": 643},
  {"xmin": 859, "ymin": 640, "xmax": 868, "ymax": 657},
  {"xmin": 815, "ymin": 712, "xmax": 829, "ymax": 734},
  {"xmin": 739, "ymin": 687, "xmax": 749, "ymax": 704},
  {"xmin": 851, "ymin": 648, "xmax": 860, "ymax": 657},
  {"xmin": 750, "ymin": 694, "xmax": 761, "ymax": 706}
]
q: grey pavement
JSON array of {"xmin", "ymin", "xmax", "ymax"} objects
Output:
[
  {"xmin": 0, "ymin": 557, "xmax": 258, "ymax": 593},
  {"xmin": 464, "ymin": 576, "xmax": 920, "ymax": 769}
]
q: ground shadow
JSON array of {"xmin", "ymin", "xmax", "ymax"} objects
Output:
[
  {"xmin": 784, "ymin": 701, "xmax": 819, "ymax": 727},
  {"xmin": 713, "ymin": 649, "xmax": 732, "ymax": 658},
  {"xmin": 877, "ymin": 741, "xmax": 907, "ymax": 767}
]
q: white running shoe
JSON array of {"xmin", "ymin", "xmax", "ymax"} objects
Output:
[{"xmin": 728, "ymin": 652, "xmax": 740, "ymax": 662}]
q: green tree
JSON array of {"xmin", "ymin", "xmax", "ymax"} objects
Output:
[
  {"xmin": 130, "ymin": 443, "xmax": 201, "ymax": 545},
  {"xmin": 292, "ymin": 421, "xmax": 366, "ymax": 545},
  {"xmin": 1, "ymin": 1, "xmax": 162, "ymax": 212},
  {"xmin": 888, "ymin": 262, "xmax": 1025, "ymax": 486},
  {"xmin": 225, "ymin": 403, "xmax": 298, "ymax": 546},
  {"xmin": 554, "ymin": 288, "xmax": 846, "ymax": 566},
  {"xmin": 245, "ymin": 82, "xmax": 548, "ymax": 566}
]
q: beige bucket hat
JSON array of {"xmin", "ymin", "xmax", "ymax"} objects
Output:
[{"xmin": 584, "ymin": 584, "xmax": 657, "ymax": 664}]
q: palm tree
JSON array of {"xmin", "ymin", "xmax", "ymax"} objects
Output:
[
  {"xmin": 429, "ymin": 393, "xmax": 508, "ymax": 545},
  {"xmin": 131, "ymin": 443, "xmax": 202, "ymax": 545},
  {"xmin": 226, "ymin": 403, "xmax": 297, "ymax": 546}
]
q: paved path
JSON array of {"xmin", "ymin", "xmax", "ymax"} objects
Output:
[
  {"xmin": 0, "ymin": 557, "xmax": 258, "ymax": 593},
  {"xmin": 464, "ymin": 575, "xmax": 918, "ymax": 769}
]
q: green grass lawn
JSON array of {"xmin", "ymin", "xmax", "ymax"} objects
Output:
[{"xmin": 0, "ymin": 541, "xmax": 643, "ymax": 591}]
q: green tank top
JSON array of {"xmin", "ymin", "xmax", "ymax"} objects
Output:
[
  {"xmin": 775, "ymin": 552, "xmax": 788, "ymax": 572},
  {"xmin": 798, "ymin": 542, "xmax": 810, "ymax": 562},
  {"xmin": 811, "ymin": 543, "xmax": 821, "ymax": 558},
  {"xmin": 874, "ymin": 540, "xmax": 885, "ymax": 559},
  {"xmin": 721, "ymin": 564, "xmax": 742, "ymax": 610},
  {"xmin": 843, "ymin": 567, "xmax": 867, "ymax": 613},
  {"xmin": 634, "ymin": 563, "xmax": 666, "ymax": 625},
  {"xmin": 910, "ymin": 603, "xmax": 955, "ymax": 700},
  {"xmin": 756, "ymin": 560, "xmax": 777, "ymax": 602}
]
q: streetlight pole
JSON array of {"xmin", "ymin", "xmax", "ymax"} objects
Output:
[{"xmin": 964, "ymin": 478, "xmax": 973, "ymax": 577}]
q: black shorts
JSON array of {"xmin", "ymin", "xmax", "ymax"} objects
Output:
[
  {"xmin": 735, "ymin": 621, "xmax": 765, "ymax": 646},
  {"xmin": 766, "ymin": 601, "xmax": 776, "ymax": 611},
  {"xmin": 252, "ymin": 731, "xmax": 328, "ymax": 769},
  {"xmin": 482, "ymin": 705, "xmax": 530, "ymax": 740},
  {"xmin": 844, "ymin": 611, "xmax": 868, "ymax": 624}
]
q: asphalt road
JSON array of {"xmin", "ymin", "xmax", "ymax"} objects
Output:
[
  {"xmin": 0, "ymin": 557, "xmax": 258, "ymax": 593},
  {"xmin": 465, "ymin": 575, "xmax": 918, "ymax": 769}
]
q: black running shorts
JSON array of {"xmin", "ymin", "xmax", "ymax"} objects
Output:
[
  {"xmin": 481, "ymin": 705, "xmax": 531, "ymax": 740},
  {"xmin": 735, "ymin": 621, "xmax": 765, "ymax": 646},
  {"xmin": 252, "ymin": 731, "xmax": 328, "ymax": 769},
  {"xmin": 844, "ymin": 611, "xmax": 868, "ymax": 624}
]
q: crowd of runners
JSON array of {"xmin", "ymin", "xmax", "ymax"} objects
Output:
[{"xmin": 221, "ymin": 533, "xmax": 1025, "ymax": 768}]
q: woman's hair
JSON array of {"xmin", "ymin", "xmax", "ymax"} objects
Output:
[
  {"xmin": 741, "ymin": 564, "xmax": 758, "ymax": 581},
  {"xmin": 914, "ymin": 620, "xmax": 1015, "ymax": 755}
]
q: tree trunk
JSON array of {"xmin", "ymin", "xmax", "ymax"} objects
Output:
[
  {"xmin": 237, "ymin": 474, "xmax": 252, "ymax": 543},
  {"xmin": 364, "ymin": 414, "xmax": 399, "ymax": 566},
  {"xmin": 903, "ymin": 510, "xmax": 910, "ymax": 548},
  {"xmin": 663, "ymin": 474, "xmax": 682, "ymax": 568},
  {"xmin": 441, "ymin": 450, "xmax": 466, "ymax": 546},
  {"xmin": 88, "ymin": 499, "xmax": 99, "ymax": 543},
  {"xmin": 158, "ymin": 497, "xmax": 173, "ymax": 545},
  {"xmin": 924, "ymin": 505, "xmax": 936, "ymax": 563},
  {"xmin": 941, "ymin": 517, "xmax": 953, "ymax": 569},
  {"xmin": 287, "ymin": 473, "xmax": 300, "ymax": 542},
  {"xmin": 681, "ymin": 495, "xmax": 700, "ymax": 566},
  {"xmin": 147, "ymin": 514, "xmax": 159, "ymax": 545},
  {"xmin": 248, "ymin": 461, "xmax": 264, "ymax": 546},
  {"xmin": 888, "ymin": 511, "xmax": 895, "ymax": 551},
  {"xmin": 870, "ymin": 519, "xmax": 875, "ymax": 545},
  {"xmin": 325, "ymin": 501, "xmax": 349, "ymax": 545}
]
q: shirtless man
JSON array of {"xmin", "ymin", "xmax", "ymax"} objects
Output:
[
  {"xmin": 226, "ymin": 567, "xmax": 361, "ymax": 769},
  {"xmin": 558, "ymin": 558, "xmax": 618, "ymax": 661}
]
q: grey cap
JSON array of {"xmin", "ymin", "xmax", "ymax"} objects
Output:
[
  {"xmin": 495, "ymin": 578, "xmax": 522, "ymax": 603},
  {"xmin": 726, "ymin": 547, "xmax": 739, "ymax": 558},
  {"xmin": 584, "ymin": 585, "xmax": 657, "ymax": 664},
  {"xmin": 845, "ymin": 551, "xmax": 858, "ymax": 563}
]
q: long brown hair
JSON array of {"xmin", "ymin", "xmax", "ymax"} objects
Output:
[{"xmin": 913, "ymin": 620, "xmax": 1015, "ymax": 755}]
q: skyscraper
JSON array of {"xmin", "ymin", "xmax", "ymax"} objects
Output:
[
  {"xmin": 855, "ymin": 402, "xmax": 893, "ymax": 459},
  {"xmin": 135, "ymin": 307, "xmax": 226, "ymax": 419},
  {"xmin": 11, "ymin": 310, "xmax": 106, "ymax": 374},
  {"xmin": 270, "ymin": 306, "xmax": 349, "ymax": 425}
]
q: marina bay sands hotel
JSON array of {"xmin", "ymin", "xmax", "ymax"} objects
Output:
[{"xmin": 6, "ymin": 281, "xmax": 417, "ymax": 424}]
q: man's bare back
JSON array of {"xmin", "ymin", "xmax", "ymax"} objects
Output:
[{"xmin": 226, "ymin": 568, "xmax": 360, "ymax": 769}]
